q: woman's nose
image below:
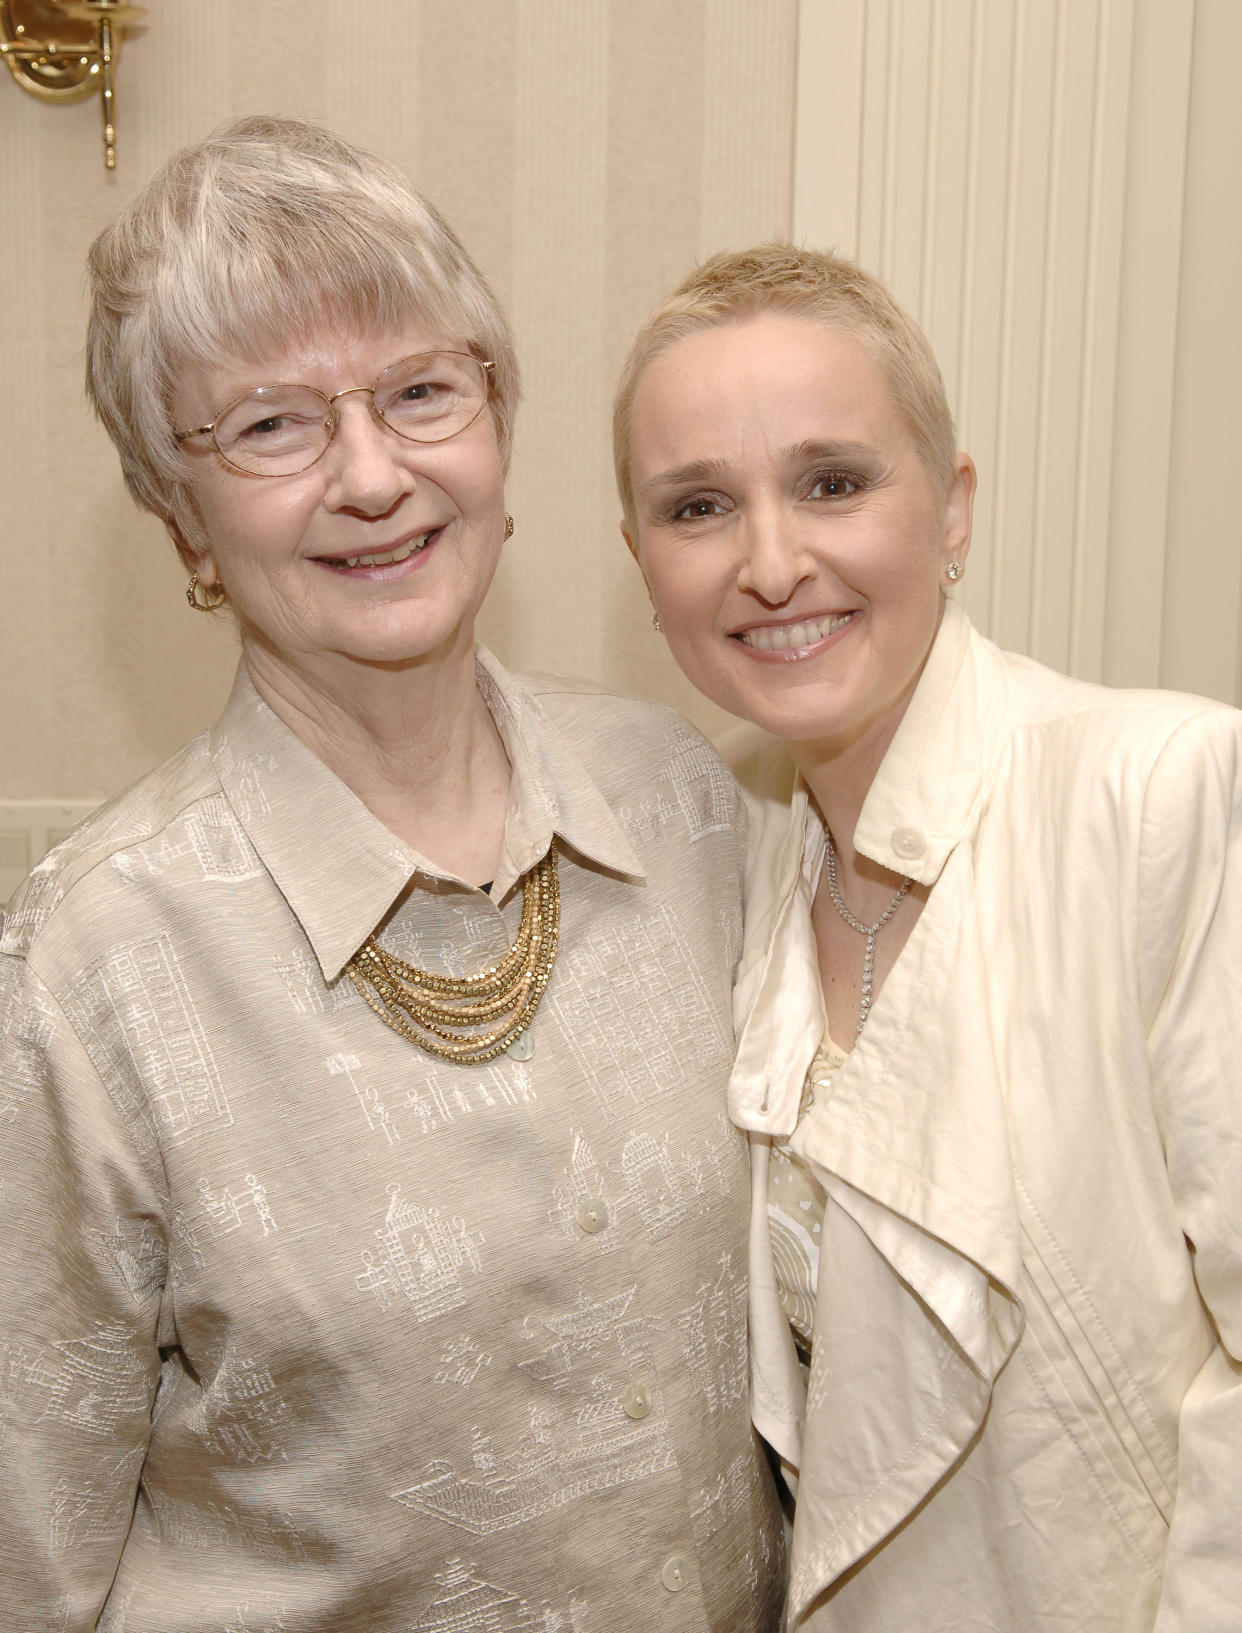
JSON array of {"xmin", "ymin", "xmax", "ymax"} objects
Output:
[
  {"xmin": 735, "ymin": 507, "xmax": 815, "ymax": 604},
  {"xmin": 321, "ymin": 396, "xmax": 415, "ymax": 515}
]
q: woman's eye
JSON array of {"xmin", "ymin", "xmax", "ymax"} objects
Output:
[
  {"xmin": 384, "ymin": 379, "xmax": 457, "ymax": 423},
  {"xmin": 808, "ymin": 471, "xmax": 859, "ymax": 500},
  {"xmin": 671, "ymin": 496, "xmax": 726, "ymax": 522},
  {"xmin": 238, "ymin": 414, "xmax": 293, "ymax": 440}
]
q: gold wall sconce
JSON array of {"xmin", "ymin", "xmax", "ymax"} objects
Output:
[{"xmin": 1, "ymin": 0, "xmax": 145, "ymax": 169}]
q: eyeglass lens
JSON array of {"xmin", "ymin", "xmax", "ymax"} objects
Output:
[{"xmin": 211, "ymin": 352, "xmax": 490, "ymax": 475}]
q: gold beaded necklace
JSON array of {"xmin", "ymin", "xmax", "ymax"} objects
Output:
[{"xmin": 346, "ymin": 843, "xmax": 560, "ymax": 1065}]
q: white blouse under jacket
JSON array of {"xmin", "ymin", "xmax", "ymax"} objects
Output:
[{"xmin": 726, "ymin": 601, "xmax": 1242, "ymax": 1632}]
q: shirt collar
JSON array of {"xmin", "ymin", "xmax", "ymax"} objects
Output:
[
  {"xmin": 473, "ymin": 649, "xmax": 646, "ymax": 889},
  {"xmin": 729, "ymin": 603, "xmax": 1009, "ymax": 1134},
  {"xmin": 211, "ymin": 651, "xmax": 644, "ymax": 983},
  {"xmin": 851, "ymin": 599, "xmax": 1003, "ymax": 884}
]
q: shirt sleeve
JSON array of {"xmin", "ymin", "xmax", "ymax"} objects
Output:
[
  {"xmin": 1137, "ymin": 707, "xmax": 1242, "ymax": 1631},
  {"xmin": 0, "ymin": 950, "xmax": 165, "ymax": 1628}
]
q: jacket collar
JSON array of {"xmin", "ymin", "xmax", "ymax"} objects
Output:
[
  {"xmin": 729, "ymin": 603, "xmax": 1015, "ymax": 1136},
  {"xmin": 210, "ymin": 650, "xmax": 644, "ymax": 983},
  {"xmin": 853, "ymin": 598, "xmax": 1006, "ymax": 885}
]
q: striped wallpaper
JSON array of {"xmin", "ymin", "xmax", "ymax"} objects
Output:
[
  {"xmin": 2, "ymin": 0, "xmax": 1236, "ymax": 806},
  {"xmin": 0, "ymin": 0, "xmax": 795, "ymax": 799}
]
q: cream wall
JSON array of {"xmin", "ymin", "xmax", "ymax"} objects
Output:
[
  {"xmin": 0, "ymin": 0, "xmax": 795, "ymax": 801},
  {"xmin": 2, "ymin": 0, "xmax": 1237, "ymax": 809},
  {"xmin": 795, "ymin": 0, "xmax": 1242, "ymax": 706}
]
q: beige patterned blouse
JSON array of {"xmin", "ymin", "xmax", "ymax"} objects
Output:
[{"xmin": 0, "ymin": 651, "xmax": 782, "ymax": 1633}]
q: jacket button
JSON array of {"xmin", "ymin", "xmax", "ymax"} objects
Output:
[
  {"xmin": 621, "ymin": 1380, "xmax": 652, "ymax": 1419},
  {"xmin": 576, "ymin": 1198, "xmax": 610, "ymax": 1234},
  {"xmin": 891, "ymin": 825, "xmax": 926, "ymax": 860},
  {"xmin": 661, "ymin": 1554, "xmax": 690, "ymax": 1592}
]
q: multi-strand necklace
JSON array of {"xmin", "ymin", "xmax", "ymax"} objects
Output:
[
  {"xmin": 823, "ymin": 833, "xmax": 912, "ymax": 1036},
  {"xmin": 347, "ymin": 843, "xmax": 560, "ymax": 1064}
]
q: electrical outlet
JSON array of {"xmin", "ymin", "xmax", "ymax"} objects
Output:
[{"xmin": 0, "ymin": 801, "xmax": 100, "ymax": 908}]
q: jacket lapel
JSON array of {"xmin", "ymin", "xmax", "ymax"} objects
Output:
[{"xmin": 786, "ymin": 840, "xmax": 1026, "ymax": 1614}]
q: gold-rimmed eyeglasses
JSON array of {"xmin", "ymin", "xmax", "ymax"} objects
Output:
[{"xmin": 173, "ymin": 350, "xmax": 496, "ymax": 477}]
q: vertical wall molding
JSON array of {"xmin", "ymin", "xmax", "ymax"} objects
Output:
[{"xmin": 795, "ymin": 0, "xmax": 1239, "ymax": 705}]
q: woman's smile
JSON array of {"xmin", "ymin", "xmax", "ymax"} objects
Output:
[
  {"xmin": 733, "ymin": 608, "xmax": 858, "ymax": 657},
  {"xmin": 311, "ymin": 524, "xmax": 443, "ymax": 575},
  {"xmin": 625, "ymin": 313, "xmax": 974, "ymax": 760}
]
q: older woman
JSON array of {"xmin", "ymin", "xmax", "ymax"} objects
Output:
[
  {"xmin": 615, "ymin": 245, "xmax": 1242, "ymax": 1631},
  {"xmin": 0, "ymin": 121, "xmax": 783, "ymax": 1630}
]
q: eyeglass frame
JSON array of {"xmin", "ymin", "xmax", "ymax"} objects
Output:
[{"xmin": 172, "ymin": 350, "xmax": 497, "ymax": 477}]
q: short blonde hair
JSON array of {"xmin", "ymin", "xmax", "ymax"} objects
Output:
[
  {"xmin": 86, "ymin": 116, "xmax": 519, "ymax": 548},
  {"xmin": 613, "ymin": 243, "xmax": 956, "ymax": 520}
]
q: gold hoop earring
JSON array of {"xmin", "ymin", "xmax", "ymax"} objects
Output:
[
  {"xmin": 186, "ymin": 572, "xmax": 227, "ymax": 611},
  {"xmin": 944, "ymin": 561, "xmax": 964, "ymax": 583},
  {"xmin": 504, "ymin": 513, "xmax": 515, "ymax": 541}
]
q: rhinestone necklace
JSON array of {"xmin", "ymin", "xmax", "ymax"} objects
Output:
[
  {"xmin": 347, "ymin": 843, "xmax": 560, "ymax": 1064},
  {"xmin": 823, "ymin": 833, "xmax": 912, "ymax": 1036}
]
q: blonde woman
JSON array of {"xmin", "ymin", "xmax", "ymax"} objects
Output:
[{"xmin": 616, "ymin": 244, "xmax": 1242, "ymax": 1631}]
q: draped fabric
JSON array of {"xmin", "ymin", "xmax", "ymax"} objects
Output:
[{"xmin": 729, "ymin": 603, "xmax": 1242, "ymax": 1631}]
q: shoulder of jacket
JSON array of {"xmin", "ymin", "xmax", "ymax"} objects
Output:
[
  {"xmin": 0, "ymin": 733, "xmax": 219, "ymax": 958},
  {"xmin": 714, "ymin": 723, "xmax": 798, "ymax": 824},
  {"xmin": 979, "ymin": 642, "xmax": 1236, "ymax": 766},
  {"xmin": 519, "ymin": 670, "xmax": 729, "ymax": 759},
  {"xmin": 522, "ymin": 669, "xmax": 683, "ymax": 721},
  {"xmin": 996, "ymin": 643, "xmax": 1229, "ymax": 730}
]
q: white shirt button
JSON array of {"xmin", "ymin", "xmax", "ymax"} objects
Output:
[
  {"xmin": 505, "ymin": 1031, "xmax": 535, "ymax": 1061},
  {"xmin": 891, "ymin": 825, "xmax": 926, "ymax": 860},
  {"xmin": 621, "ymin": 1379, "xmax": 652, "ymax": 1419},
  {"xmin": 661, "ymin": 1554, "xmax": 690, "ymax": 1592},
  {"xmin": 576, "ymin": 1198, "xmax": 610, "ymax": 1234}
]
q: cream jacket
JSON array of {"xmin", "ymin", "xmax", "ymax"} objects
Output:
[{"xmin": 726, "ymin": 602, "xmax": 1242, "ymax": 1631}]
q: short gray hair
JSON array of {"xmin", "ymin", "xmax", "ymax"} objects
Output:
[{"xmin": 86, "ymin": 116, "xmax": 519, "ymax": 548}]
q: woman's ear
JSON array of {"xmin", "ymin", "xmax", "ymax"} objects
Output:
[
  {"xmin": 166, "ymin": 518, "xmax": 218, "ymax": 587},
  {"xmin": 621, "ymin": 520, "xmax": 663, "ymax": 625},
  {"xmin": 942, "ymin": 453, "xmax": 976, "ymax": 570}
]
